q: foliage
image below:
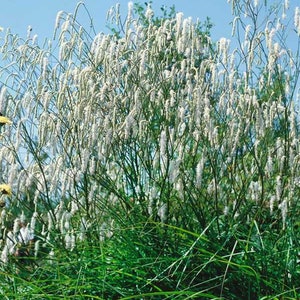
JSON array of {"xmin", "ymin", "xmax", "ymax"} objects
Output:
[{"xmin": 0, "ymin": 0, "xmax": 298, "ymax": 299}]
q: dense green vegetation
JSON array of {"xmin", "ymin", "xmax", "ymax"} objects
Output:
[{"xmin": 0, "ymin": 1, "xmax": 299, "ymax": 298}]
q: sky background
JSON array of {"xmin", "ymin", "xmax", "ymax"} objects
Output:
[
  {"xmin": 0, "ymin": 1, "xmax": 298, "ymax": 54},
  {"xmin": 0, "ymin": 1, "xmax": 234, "ymax": 42}
]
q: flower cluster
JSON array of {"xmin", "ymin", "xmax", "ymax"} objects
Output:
[{"xmin": 0, "ymin": 1, "xmax": 298, "ymax": 269}]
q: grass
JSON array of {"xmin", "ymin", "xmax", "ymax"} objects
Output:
[
  {"xmin": 0, "ymin": 1, "xmax": 299, "ymax": 299},
  {"xmin": 0, "ymin": 217, "xmax": 298, "ymax": 299}
]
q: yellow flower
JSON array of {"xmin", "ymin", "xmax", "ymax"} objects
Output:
[
  {"xmin": 0, "ymin": 116, "xmax": 12, "ymax": 125},
  {"xmin": 0, "ymin": 184, "xmax": 11, "ymax": 196}
]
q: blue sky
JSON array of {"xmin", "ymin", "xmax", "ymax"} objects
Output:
[
  {"xmin": 0, "ymin": 0, "xmax": 233, "ymax": 42},
  {"xmin": 0, "ymin": 0, "xmax": 299, "ymax": 56}
]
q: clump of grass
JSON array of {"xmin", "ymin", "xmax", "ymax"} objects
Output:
[{"xmin": 0, "ymin": 0, "xmax": 299, "ymax": 299}]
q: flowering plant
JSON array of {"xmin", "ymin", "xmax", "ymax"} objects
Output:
[{"xmin": 0, "ymin": 1, "xmax": 299, "ymax": 298}]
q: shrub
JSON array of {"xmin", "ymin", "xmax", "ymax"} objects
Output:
[{"xmin": 0, "ymin": 1, "xmax": 299, "ymax": 298}]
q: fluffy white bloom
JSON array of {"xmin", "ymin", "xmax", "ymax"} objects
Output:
[
  {"xmin": 295, "ymin": 7, "xmax": 300, "ymax": 35},
  {"xmin": 145, "ymin": 4, "xmax": 154, "ymax": 20},
  {"xmin": 1, "ymin": 245, "xmax": 8, "ymax": 263},
  {"xmin": 18, "ymin": 225, "xmax": 34, "ymax": 244},
  {"xmin": 55, "ymin": 10, "xmax": 64, "ymax": 30},
  {"xmin": 157, "ymin": 202, "xmax": 168, "ymax": 223},
  {"xmin": 6, "ymin": 231, "xmax": 16, "ymax": 255},
  {"xmin": 279, "ymin": 199, "xmax": 288, "ymax": 229}
]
